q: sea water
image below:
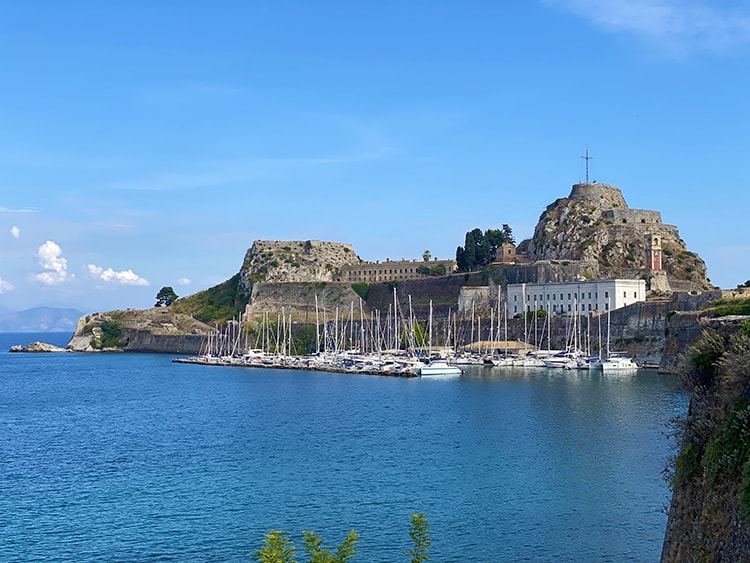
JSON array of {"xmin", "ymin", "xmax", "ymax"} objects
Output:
[{"xmin": 0, "ymin": 333, "xmax": 688, "ymax": 562}]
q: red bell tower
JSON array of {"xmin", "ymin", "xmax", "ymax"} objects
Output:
[{"xmin": 646, "ymin": 234, "xmax": 662, "ymax": 270}]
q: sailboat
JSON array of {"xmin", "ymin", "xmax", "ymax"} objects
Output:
[
  {"xmin": 601, "ymin": 300, "xmax": 638, "ymax": 372},
  {"xmin": 421, "ymin": 299, "xmax": 463, "ymax": 376}
]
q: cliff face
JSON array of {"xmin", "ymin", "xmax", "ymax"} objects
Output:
[
  {"xmin": 517, "ymin": 183, "xmax": 710, "ymax": 290},
  {"xmin": 239, "ymin": 240, "xmax": 360, "ymax": 289},
  {"xmin": 67, "ymin": 308, "xmax": 214, "ymax": 353},
  {"xmin": 662, "ymin": 316, "xmax": 750, "ymax": 561},
  {"xmin": 244, "ymin": 281, "xmax": 364, "ymax": 322}
]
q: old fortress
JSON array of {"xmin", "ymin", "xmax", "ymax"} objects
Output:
[{"xmin": 239, "ymin": 181, "xmax": 708, "ymax": 323}]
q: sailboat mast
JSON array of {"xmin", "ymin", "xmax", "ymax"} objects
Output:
[{"xmin": 315, "ymin": 295, "xmax": 320, "ymax": 354}]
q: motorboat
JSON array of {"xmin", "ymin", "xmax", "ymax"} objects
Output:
[
  {"xmin": 601, "ymin": 352, "xmax": 638, "ymax": 372},
  {"xmin": 420, "ymin": 361, "xmax": 463, "ymax": 376}
]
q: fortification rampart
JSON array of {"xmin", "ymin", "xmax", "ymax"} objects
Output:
[
  {"xmin": 603, "ymin": 208, "xmax": 662, "ymax": 224},
  {"xmin": 568, "ymin": 183, "xmax": 627, "ymax": 208}
]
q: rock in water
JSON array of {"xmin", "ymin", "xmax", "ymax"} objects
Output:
[{"xmin": 9, "ymin": 341, "xmax": 68, "ymax": 353}]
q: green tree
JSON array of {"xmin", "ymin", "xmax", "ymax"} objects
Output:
[
  {"xmin": 456, "ymin": 226, "xmax": 515, "ymax": 272},
  {"xmin": 422, "ymin": 250, "xmax": 431, "ymax": 262},
  {"xmin": 302, "ymin": 529, "xmax": 359, "ymax": 563},
  {"xmin": 255, "ymin": 530, "xmax": 297, "ymax": 563},
  {"xmin": 406, "ymin": 512, "xmax": 431, "ymax": 563},
  {"xmin": 155, "ymin": 286, "xmax": 178, "ymax": 307}
]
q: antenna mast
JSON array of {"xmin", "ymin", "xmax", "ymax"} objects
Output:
[{"xmin": 581, "ymin": 147, "xmax": 593, "ymax": 183}]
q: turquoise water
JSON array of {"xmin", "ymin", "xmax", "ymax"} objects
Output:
[{"xmin": 1, "ymin": 333, "xmax": 687, "ymax": 562}]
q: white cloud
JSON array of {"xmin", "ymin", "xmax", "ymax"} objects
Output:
[
  {"xmin": 545, "ymin": 0, "xmax": 750, "ymax": 54},
  {"xmin": 10, "ymin": 226, "xmax": 20, "ymax": 239},
  {"xmin": 0, "ymin": 277, "xmax": 13, "ymax": 293},
  {"xmin": 176, "ymin": 277, "xmax": 192, "ymax": 286},
  {"xmin": 0, "ymin": 206, "xmax": 36, "ymax": 213},
  {"xmin": 87, "ymin": 264, "xmax": 150, "ymax": 286},
  {"xmin": 33, "ymin": 241, "xmax": 70, "ymax": 285}
]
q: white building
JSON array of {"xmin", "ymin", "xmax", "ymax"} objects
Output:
[{"xmin": 506, "ymin": 279, "xmax": 646, "ymax": 317}]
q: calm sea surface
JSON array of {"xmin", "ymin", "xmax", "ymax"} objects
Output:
[{"xmin": 0, "ymin": 333, "xmax": 688, "ymax": 562}]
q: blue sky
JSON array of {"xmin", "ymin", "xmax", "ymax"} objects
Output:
[{"xmin": 1, "ymin": 0, "xmax": 749, "ymax": 313}]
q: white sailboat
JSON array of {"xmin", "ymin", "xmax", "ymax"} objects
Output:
[{"xmin": 601, "ymin": 300, "xmax": 638, "ymax": 372}]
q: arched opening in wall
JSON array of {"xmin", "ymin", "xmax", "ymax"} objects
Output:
[
  {"xmin": 622, "ymin": 219, "xmax": 627, "ymax": 224},
  {"xmin": 654, "ymin": 238, "xmax": 660, "ymax": 245},
  {"xmin": 641, "ymin": 219, "xmax": 646, "ymax": 223}
]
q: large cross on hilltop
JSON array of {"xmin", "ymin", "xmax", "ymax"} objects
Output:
[{"xmin": 581, "ymin": 147, "xmax": 593, "ymax": 183}]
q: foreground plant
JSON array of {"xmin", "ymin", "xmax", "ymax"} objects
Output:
[{"xmin": 253, "ymin": 513, "xmax": 430, "ymax": 563}]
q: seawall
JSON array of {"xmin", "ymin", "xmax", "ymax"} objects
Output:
[{"xmin": 120, "ymin": 329, "xmax": 205, "ymax": 354}]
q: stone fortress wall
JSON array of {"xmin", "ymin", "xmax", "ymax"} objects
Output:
[{"xmin": 603, "ymin": 208, "xmax": 662, "ymax": 224}]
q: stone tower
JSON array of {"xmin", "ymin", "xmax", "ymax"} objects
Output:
[{"xmin": 645, "ymin": 234, "xmax": 662, "ymax": 270}]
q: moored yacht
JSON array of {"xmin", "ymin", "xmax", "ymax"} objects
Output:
[
  {"xmin": 420, "ymin": 361, "xmax": 463, "ymax": 376},
  {"xmin": 601, "ymin": 352, "xmax": 638, "ymax": 372}
]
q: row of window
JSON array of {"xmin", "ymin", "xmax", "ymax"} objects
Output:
[
  {"xmin": 514, "ymin": 290, "xmax": 638, "ymax": 302},
  {"xmin": 349, "ymin": 268, "xmax": 419, "ymax": 276},
  {"xmin": 513, "ymin": 302, "xmax": 613, "ymax": 314}
]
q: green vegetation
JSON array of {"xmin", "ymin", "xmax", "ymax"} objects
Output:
[
  {"xmin": 669, "ymin": 328, "xmax": 750, "ymax": 519},
  {"xmin": 254, "ymin": 514, "xmax": 429, "ymax": 563},
  {"xmin": 255, "ymin": 530, "xmax": 297, "ymax": 563},
  {"xmin": 456, "ymin": 225, "xmax": 514, "ymax": 272},
  {"xmin": 155, "ymin": 286, "xmax": 178, "ymax": 307},
  {"xmin": 417, "ymin": 264, "xmax": 447, "ymax": 277},
  {"xmin": 670, "ymin": 441, "xmax": 701, "ymax": 489},
  {"xmin": 704, "ymin": 398, "xmax": 750, "ymax": 485},
  {"xmin": 172, "ymin": 273, "xmax": 249, "ymax": 324},
  {"xmin": 293, "ymin": 325, "xmax": 318, "ymax": 355},
  {"xmin": 525, "ymin": 309, "xmax": 548, "ymax": 320},
  {"xmin": 251, "ymin": 265, "xmax": 269, "ymax": 283},
  {"xmin": 91, "ymin": 320, "xmax": 123, "ymax": 349},
  {"xmin": 710, "ymin": 298, "xmax": 750, "ymax": 317},
  {"xmin": 406, "ymin": 512, "xmax": 431, "ymax": 563},
  {"xmin": 254, "ymin": 529, "xmax": 361, "ymax": 563},
  {"xmin": 351, "ymin": 283, "xmax": 370, "ymax": 301}
]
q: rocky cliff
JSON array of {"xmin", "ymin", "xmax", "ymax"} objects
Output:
[
  {"xmin": 517, "ymin": 183, "xmax": 710, "ymax": 290},
  {"xmin": 662, "ymin": 316, "xmax": 750, "ymax": 561},
  {"xmin": 239, "ymin": 240, "xmax": 360, "ymax": 288},
  {"xmin": 67, "ymin": 308, "xmax": 213, "ymax": 353}
]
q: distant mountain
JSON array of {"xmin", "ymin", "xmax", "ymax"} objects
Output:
[{"xmin": 0, "ymin": 307, "xmax": 83, "ymax": 333}]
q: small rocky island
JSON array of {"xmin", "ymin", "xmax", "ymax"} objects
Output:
[{"xmin": 9, "ymin": 341, "xmax": 69, "ymax": 353}]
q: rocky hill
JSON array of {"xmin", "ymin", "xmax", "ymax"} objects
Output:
[
  {"xmin": 517, "ymin": 183, "xmax": 710, "ymax": 290},
  {"xmin": 239, "ymin": 240, "xmax": 360, "ymax": 287}
]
